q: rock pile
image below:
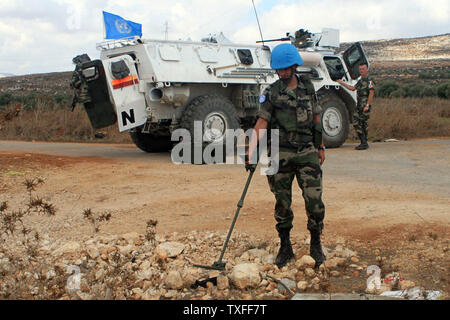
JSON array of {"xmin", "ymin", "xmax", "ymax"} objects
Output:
[{"xmin": 0, "ymin": 229, "xmax": 432, "ymax": 300}]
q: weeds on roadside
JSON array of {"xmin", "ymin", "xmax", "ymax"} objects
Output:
[
  {"xmin": 428, "ymin": 232, "xmax": 438, "ymax": 240},
  {"xmin": 0, "ymin": 178, "xmax": 64, "ymax": 299},
  {"xmin": 145, "ymin": 219, "xmax": 158, "ymax": 244},
  {"xmin": 82, "ymin": 209, "xmax": 112, "ymax": 234}
]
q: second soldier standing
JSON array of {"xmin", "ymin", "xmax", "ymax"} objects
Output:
[{"xmin": 336, "ymin": 63, "xmax": 375, "ymax": 150}]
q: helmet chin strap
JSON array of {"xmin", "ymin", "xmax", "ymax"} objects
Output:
[{"xmin": 280, "ymin": 66, "xmax": 297, "ymax": 85}]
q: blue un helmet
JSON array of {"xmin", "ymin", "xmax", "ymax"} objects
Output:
[{"xmin": 270, "ymin": 43, "xmax": 303, "ymax": 70}]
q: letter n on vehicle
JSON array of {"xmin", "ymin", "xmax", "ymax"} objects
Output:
[{"xmin": 122, "ymin": 109, "xmax": 136, "ymax": 126}]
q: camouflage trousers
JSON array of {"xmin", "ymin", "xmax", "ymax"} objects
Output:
[
  {"xmin": 267, "ymin": 144, "xmax": 325, "ymax": 234},
  {"xmin": 353, "ymin": 103, "xmax": 371, "ymax": 137}
]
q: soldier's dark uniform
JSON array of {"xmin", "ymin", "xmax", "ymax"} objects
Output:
[
  {"xmin": 353, "ymin": 77, "xmax": 375, "ymax": 139},
  {"xmin": 257, "ymin": 75, "xmax": 325, "ymax": 236},
  {"xmin": 70, "ymin": 55, "xmax": 92, "ymax": 110}
]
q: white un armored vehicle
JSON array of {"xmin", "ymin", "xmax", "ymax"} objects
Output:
[{"xmin": 73, "ymin": 28, "xmax": 369, "ymax": 152}]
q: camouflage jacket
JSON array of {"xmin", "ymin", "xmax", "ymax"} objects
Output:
[
  {"xmin": 257, "ymin": 75, "xmax": 321, "ymax": 149},
  {"xmin": 70, "ymin": 65, "xmax": 91, "ymax": 106},
  {"xmin": 355, "ymin": 76, "xmax": 375, "ymax": 106}
]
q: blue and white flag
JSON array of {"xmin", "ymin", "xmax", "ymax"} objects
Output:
[{"xmin": 103, "ymin": 11, "xmax": 142, "ymax": 40}]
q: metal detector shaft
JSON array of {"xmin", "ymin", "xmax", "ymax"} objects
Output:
[{"xmin": 215, "ymin": 168, "xmax": 256, "ymax": 265}]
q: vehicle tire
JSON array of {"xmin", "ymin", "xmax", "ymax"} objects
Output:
[
  {"xmin": 179, "ymin": 95, "xmax": 241, "ymax": 163},
  {"xmin": 319, "ymin": 92, "xmax": 350, "ymax": 148},
  {"xmin": 129, "ymin": 127, "xmax": 172, "ymax": 153}
]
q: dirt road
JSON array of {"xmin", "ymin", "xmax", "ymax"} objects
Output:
[{"xmin": 1, "ymin": 139, "xmax": 449, "ymax": 237}]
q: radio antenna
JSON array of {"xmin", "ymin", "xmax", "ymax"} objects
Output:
[{"xmin": 252, "ymin": 0, "xmax": 265, "ymax": 45}]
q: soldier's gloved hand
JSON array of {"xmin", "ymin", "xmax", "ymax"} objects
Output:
[
  {"xmin": 245, "ymin": 163, "xmax": 257, "ymax": 173},
  {"xmin": 244, "ymin": 153, "xmax": 257, "ymax": 172}
]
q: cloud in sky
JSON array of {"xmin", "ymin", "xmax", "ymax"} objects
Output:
[{"xmin": 0, "ymin": 0, "xmax": 448, "ymax": 75}]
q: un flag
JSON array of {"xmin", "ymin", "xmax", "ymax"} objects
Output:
[{"xmin": 103, "ymin": 11, "xmax": 142, "ymax": 40}]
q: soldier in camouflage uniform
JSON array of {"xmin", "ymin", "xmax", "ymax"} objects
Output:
[
  {"xmin": 246, "ymin": 43, "xmax": 326, "ymax": 269},
  {"xmin": 70, "ymin": 54, "xmax": 92, "ymax": 110},
  {"xmin": 337, "ymin": 63, "xmax": 375, "ymax": 150}
]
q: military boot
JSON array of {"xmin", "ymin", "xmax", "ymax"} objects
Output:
[
  {"xmin": 275, "ymin": 228, "xmax": 295, "ymax": 268},
  {"xmin": 355, "ymin": 134, "xmax": 369, "ymax": 150},
  {"xmin": 310, "ymin": 230, "xmax": 326, "ymax": 269}
]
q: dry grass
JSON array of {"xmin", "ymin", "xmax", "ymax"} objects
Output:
[
  {"xmin": 1, "ymin": 98, "xmax": 449, "ymax": 144},
  {"xmin": 353, "ymin": 97, "xmax": 450, "ymax": 141},
  {"xmin": 0, "ymin": 101, "xmax": 131, "ymax": 144}
]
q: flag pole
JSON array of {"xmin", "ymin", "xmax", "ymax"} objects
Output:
[{"xmin": 102, "ymin": 11, "xmax": 106, "ymax": 40}]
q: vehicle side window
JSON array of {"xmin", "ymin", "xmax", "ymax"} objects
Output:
[{"xmin": 324, "ymin": 57, "xmax": 346, "ymax": 81}]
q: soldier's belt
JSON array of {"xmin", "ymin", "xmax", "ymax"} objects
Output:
[
  {"xmin": 279, "ymin": 144, "xmax": 313, "ymax": 153},
  {"xmin": 279, "ymin": 135, "xmax": 313, "ymax": 152}
]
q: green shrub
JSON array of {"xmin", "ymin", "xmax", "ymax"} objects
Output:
[
  {"xmin": 437, "ymin": 83, "xmax": 450, "ymax": 99},
  {"xmin": 0, "ymin": 93, "xmax": 13, "ymax": 106},
  {"xmin": 421, "ymin": 85, "xmax": 437, "ymax": 97},
  {"xmin": 390, "ymin": 88, "xmax": 407, "ymax": 98},
  {"xmin": 406, "ymin": 84, "xmax": 426, "ymax": 98},
  {"xmin": 377, "ymin": 81, "xmax": 399, "ymax": 98}
]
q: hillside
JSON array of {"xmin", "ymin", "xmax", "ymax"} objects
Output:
[
  {"xmin": 0, "ymin": 72, "xmax": 72, "ymax": 97},
  {"xmin": 340, "ymin": 33, "xmax": 450, "ymax": 61},
  {"xmin": 0, "ymin": 73, "xmax": 15, "ymax": 78}
]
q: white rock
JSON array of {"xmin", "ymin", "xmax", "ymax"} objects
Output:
[
  {"xmin": 262, "ymin": 254, "xmax": 275, "ymax": 265},
  {"xmin": 330, "ymin": 271, "xmax": 340, "ymax": 277},
  {"xmin": 118, "ymin": 245, "xmax": 134, "ymax": 256},
  {"xmin": 217, "ymin": 275, "xmax": 230, "ymax": 290},
  {"xmin": 54, "ymin": 241, "xmax": 81, "ymax": 255},
  {"xmin": 229, "ymin": 263, "xmax": 261, "ymax": 289},
  {"xmin": 132, "ymin": 288, "xmax": 144, "ymax": 299},
  {"xmin": 137, "ymin": 270, "xmax": 154, "ymax": 281},
  {"xmin": 46, "ymin": 269, "xmax": 57, "ymax": 280},
  {"xmin": 95, "ymin": 269, "xmax": 104, "ymax": 281},
  {"xmin": 338, "ymin": 248, "xmax": 357, "ymax": 259},
  {"xmin": 378, "ymin": 284, "xmax": 392, "ymax": 294},
  {"xmin": 304, "ymin": 268, "xmax": 316, "ymax": 278},
  {"xmin": 142, "ymin": 289, "xmax": 161, "ymax": 300},
  {"xmin": 260, "ymin": 279, "xmax": 269, "ymax": 287},
  {"xmin": 247, "ymin": 248, "xmax": 269, "ymax": 260},
  {"xmin": 76, "ymin": 292, "xmax": 93, "ymax": 300},
  {"xmin": 86, "ymin": 246, "xmax": 100, "ymax": 259},
  {"xmin": 297, "ymin": 281, "xmax": 308, "ymax": 292},
  {"xmin": 296, "ymin": 255, "xmax": 316, "ymax": 269},
  {"xmin": 239, "ymin": 252, "xmax": 250, "ymax": 261},
  {"xmin": 120, "ymin": 232, "xmax": 140, "ymax": 243},
  {"xmin": 155, "ymin": 247, "xmax": 168, "ymax": 260},
  {"xmin": 165, "ymin": 271, "xmax": 184, "ymax": 290},
  {"xmin": 399, "ymin": 280, "xmax": 416, "ymax": 290},
  {"xmin": 156, "ymin": 242, "xmax": 185, "ymax": 258},
  {"xmin": 140, "ymin": 260, "xmax": 152, "ymax": 271}
]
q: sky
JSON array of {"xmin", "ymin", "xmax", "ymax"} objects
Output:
[{"xmin": 0, "ymin": 0, "xmax": 448, "ymax": 75}]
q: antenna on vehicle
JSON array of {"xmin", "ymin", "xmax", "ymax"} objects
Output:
[
  {"xmin": 164, "ymin": 21, "xmax": 169, "ymax": 40},
  {"xmin": 251, "ymin": 0, "xmax": 265, "ymax": 45}
]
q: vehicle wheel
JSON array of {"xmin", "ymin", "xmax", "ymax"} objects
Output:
[
  {"xmin": 129, "ymin": 127, "xmax": 172, "ymax": 153},
  {"xmin": 179, "ymin": 95, "xmax": 241, "ymax": 163},
  {"xmin": 319, "ymin": 92, "xmax": 350, "ymax": 148}
]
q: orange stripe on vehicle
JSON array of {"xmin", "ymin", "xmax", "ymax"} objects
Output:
[{"xmin": 112, "ymin": 75, "xmax": 139, "ymax": 90}]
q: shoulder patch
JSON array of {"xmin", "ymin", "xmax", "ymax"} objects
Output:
[
  {"xmin": 259, "ymin": 94, "xmax": 267, "ymax": 104},
  {"xmin": 369, "ymin": 80, "xmax": 375, "ymax": 89}
]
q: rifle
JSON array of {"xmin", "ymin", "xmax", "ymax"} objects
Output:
[{"xmin": 256, "ymin": 37, "xmax": 291, "ymax": 44}]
